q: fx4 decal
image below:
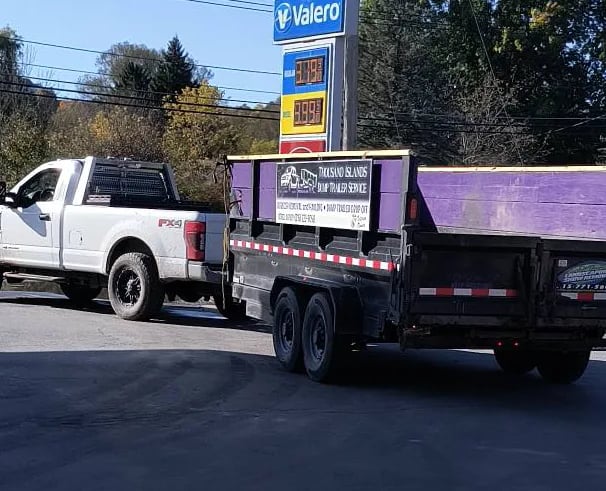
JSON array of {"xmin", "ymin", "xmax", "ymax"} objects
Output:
[{"xmin": 158, "ymin": 218, "xmax": 183, "ymax": 228}]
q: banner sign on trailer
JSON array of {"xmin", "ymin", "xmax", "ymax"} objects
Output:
[{"xmin": 276, "ymin": 159, "xmax": 372, "ymax": 230}]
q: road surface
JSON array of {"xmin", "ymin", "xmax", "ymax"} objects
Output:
[{"xmin": 2, "ymin": 291, "xmax": 606, "ymax": 490}]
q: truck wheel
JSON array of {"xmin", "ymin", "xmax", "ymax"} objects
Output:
[
  {"xmin": 213, "ymin": 294, "xmax": 247, "ymax": 321},
  {"xmin": 537, "ymin": 350, "xmax": 591, "ymax": 384},
  {"xmin": 273, "ymin": 287, "xmax": 303, "ymax": 372},
  {"xmin": 108, "ymin": 252, "xmax": 165, "ymax": 321},
  {"xmin": 302, "ymin": 292, "xmax": 339, "ymax": 383},
  {"xmin": 494, "ymin": 349, "xmax": 536, "ymax": 375},
  {"xmin": 60, "ymin": 284, "xmax": 102, "ymax": 305}
]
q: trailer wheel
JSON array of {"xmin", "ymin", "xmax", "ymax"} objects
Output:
[
  {"xmin": 108, "ymin": 252, "xmax": 165, "ymax": 321},
  {"xmin": 60, "ymin": 284, "xmax": 102, "ymax": 305},
  {"xmin": 302, "ymin": 292, "xmax": 339, "ymax": 383},
  {"xmin": 537, "ymin": 350, "xmax": 591, "ymax": 384},
  {"xmin": 494, "ymin": 349, "xmax": 536, "ymax": 375},
  {"xmin": 273, "ymin": 287, "xmax": 303, "ymax": 372}
]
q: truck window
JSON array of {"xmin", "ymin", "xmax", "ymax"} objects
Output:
[{"xmin": 18, "ymin": 168, "xmax": 61, "ymax": 208}]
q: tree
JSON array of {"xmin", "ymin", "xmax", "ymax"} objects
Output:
[
  {"xmin": 358, "ymin": 0, "xmax": 606, "ymax": 165},
  {"xmin": 88, "ymin": 108, "xmax": 164, "ymax": 161},
  {"xmin": 79, "ymin": 42, "xmax": 161, "ymax": 100},
  {"xmin": 151, "ymin": 36, "xmax": 196, "ymax": 103},
  {"xmin": 0, "ymin": 111, "xmax": 49, "ymax": 186},
  {"xmin": 358, "ymin": 0, "xmax": 455, "ymax": 164},
  {"xmin": 114, "ymin": 61, "xmax": 154, "ymax": 105},
  {"xmin": 162, "ymin": 83, "xmax": 239, "ymax": 203}
]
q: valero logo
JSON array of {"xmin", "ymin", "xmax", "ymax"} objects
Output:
[{"xmin": 274, "ymin": 0, "xmax": 343, "ymax": 42}]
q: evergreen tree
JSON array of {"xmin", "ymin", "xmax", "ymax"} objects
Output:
[
  {"xmin": 114, "ymin": 61, "xmax": 153, "ymax": 104},
  {"xmin": 151, "ymin": 36, "xmax": 195, "ymax": 102}
]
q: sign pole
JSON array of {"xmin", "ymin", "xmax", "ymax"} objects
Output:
[{"xmin": 342, "ymin": 33, "xmax": 358, "ymax": 151}]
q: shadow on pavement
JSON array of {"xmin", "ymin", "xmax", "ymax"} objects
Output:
[{"xmin": 0, "ymin": 293, "xmax": 270, "ymax": 333}]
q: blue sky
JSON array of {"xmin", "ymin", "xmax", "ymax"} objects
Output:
[{"xmin": 3, "ymin": 0, "xmax": 282, "ymax": 104}]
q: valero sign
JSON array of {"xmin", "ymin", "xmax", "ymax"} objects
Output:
[{"xmin": 274, "ymin": 0, "xmax": 345, "ymax": 43}]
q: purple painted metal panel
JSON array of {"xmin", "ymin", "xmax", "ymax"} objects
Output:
[
  {"xmin": 259, "ymin": 162, "xmax": 277, "ymax": 220},
  {"xmin": 378, "ymin": 192, "xmax": 402, "ymax": 231},
  {"xmin": 377, "ymin": 159, "xmax": 403, "ymax": 193},
  {"xmin": 232, "ymin": 162, "xmax": 252, "ymax": 189},
  {"xmin": 417, "ymin": 169, "xmax": 606, "ymax": 240}
]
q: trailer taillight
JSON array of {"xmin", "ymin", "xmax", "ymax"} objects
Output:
[
  {"xmin": 184, "ymin": 221, "xmax": 206, "ymax": 261},
  {"xmin": 407, "ymin": 196, "xmax": 419, "ymax": 222}
]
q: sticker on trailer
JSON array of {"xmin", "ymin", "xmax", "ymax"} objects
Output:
[
  {"xmin": 275, "ymin": 159, "xmax": 372, "ymax": 231},
  {"xmin": 557, "ymin": 261, "xmax": 606, "ymax": 290}
]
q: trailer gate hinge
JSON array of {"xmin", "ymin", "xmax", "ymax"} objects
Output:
[{"xmin": 405, "ymin": 244, "xmax": 413, "ymax": 257}]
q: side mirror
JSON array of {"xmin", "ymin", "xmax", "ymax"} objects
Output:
[
  {"xmin": 4, "ymin": 191, "xmax": 19, "ymax": 208},
  {"xmin": 0, "ymin": 181, "xmax": 5, "ymax": 201}
]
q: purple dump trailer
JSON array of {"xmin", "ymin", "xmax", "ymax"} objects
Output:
[{"xmin": 226, "ymin": 151, "xmax": 606, "ymax": 384}]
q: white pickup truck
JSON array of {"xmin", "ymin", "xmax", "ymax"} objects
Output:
[{"xmin": 0, "ymin": 156, "xmax": 238, "ymax": 321}]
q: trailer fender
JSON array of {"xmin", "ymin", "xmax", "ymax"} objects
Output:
[{"xmin": 269, "ymin": 276, "xmax": 364, "ymax": 336}]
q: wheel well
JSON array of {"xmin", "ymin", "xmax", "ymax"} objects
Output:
[{"xmin": 106, "ymin": 237, "xmax": 156, "ymax": 274}]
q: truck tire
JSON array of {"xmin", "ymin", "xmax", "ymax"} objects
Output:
[
  {"xmin": 213, "ymin": 294, "xmax": 247, "ymax": 321},
  {"xmin": 273, "ymin": 287, "xmax": 303, "ymax": 372},
  {"xmin": 494, "ymin": 349, "xmax": 536, "ymax": 375},
  {"xmin": 537, "ymin": 350, "xmax": 591, "ymax": 384},
  {"xmin": 302, "ymin": 292, "xmax": 340, "ymax": 383},
  {"xmin": 60, "ymin": 284, "xmax": 102, "ymax": 305},
  {"xmin": 108, "ymin": 252, "xmax": 165, "ymax": 321}
]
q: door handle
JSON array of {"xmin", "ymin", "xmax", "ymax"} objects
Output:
[{"xmin": 39, "ymin": 213, "xmax": 51, "ymax": 221}]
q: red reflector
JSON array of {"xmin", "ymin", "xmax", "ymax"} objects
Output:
[
  {"xmin": 408, "ymin": 197, "xmax": 418, "ymax": 221},
  {"xmin": 184, "ymin": 221, "xmax": 206, "ymax": 261}
]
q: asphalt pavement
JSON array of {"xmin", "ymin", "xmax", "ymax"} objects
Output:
[{"xmin": 2, "ymin": 290, "xmax": 606, "ymax": 491}]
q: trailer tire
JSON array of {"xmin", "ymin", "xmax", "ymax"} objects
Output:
[
  {"xmin": 108, "ymin": 252, "xmax": 164, "ymax": 321},
  {"xmin": 302, "ymin": 292, "xmax": 340, "ymax": 383},
  {"xmin": 494, "ymin": 349, "xmax": 536, "ymax": 375},
  {"xmin": 273, "ymin": 287, "xmax": 303, "ymax": 372},
  {"xmin": 60, "ymin": 284, "xmax": 102, "ymax": 305},
  {"xmin": 537, "ymin": 350, "xmax": 591, "ymax": 384}
]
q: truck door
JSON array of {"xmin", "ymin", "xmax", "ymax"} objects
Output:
[{"xmin": 1, "ymin": 167, "xmax": 62, "ymax": 268}]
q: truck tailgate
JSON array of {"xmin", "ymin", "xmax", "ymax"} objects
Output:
[{"xmin": 409, "ymin": 233, "xmax": 538, "ymax": 324}]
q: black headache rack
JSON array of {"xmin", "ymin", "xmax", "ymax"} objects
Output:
[
  {"xmin": 86, "ymin": 160, "xmax": 175, "ymax": 201},
  {"xmin": 83, "ymin": 159, "xmax": 214, "ymax": 212}
]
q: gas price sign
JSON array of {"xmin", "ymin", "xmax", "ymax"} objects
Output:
[{"xmin": 281, "ymin": 46, "xmax": 329, "ymax": 136}]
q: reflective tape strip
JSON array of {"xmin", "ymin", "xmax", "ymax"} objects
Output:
[
  {"xmin": 561, "ymin": 292, "xmax": 606, "ymax": 301},
  {"xmin": 229, "ymin": 239, "xmax": 395, "ymax": 272},
  {"xmin": 420, "ymin": 288, "xmax": 518, "ymax": 298}
]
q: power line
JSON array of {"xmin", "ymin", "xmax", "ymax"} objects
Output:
[
  {"xmin": 19, "ymin": 62, "xmax": 281, "ymax": 96},
  {"xmin": 0, "ymin": 80, "xmax": 280, "ymax": 115},
  {"xmin": 0, "ymin": 87, "xmax": 280, "ymax": 121},
  {"xmin": 179, "ymin": 0, "xmax": 272, "ymax": 13},
  {"xmin": 24, "ymin": 75, "xmax": 278, "ymax": 107},
  {"xmin": 5, "ymin": 36, "xmax": 281, "ymax": 76}
]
